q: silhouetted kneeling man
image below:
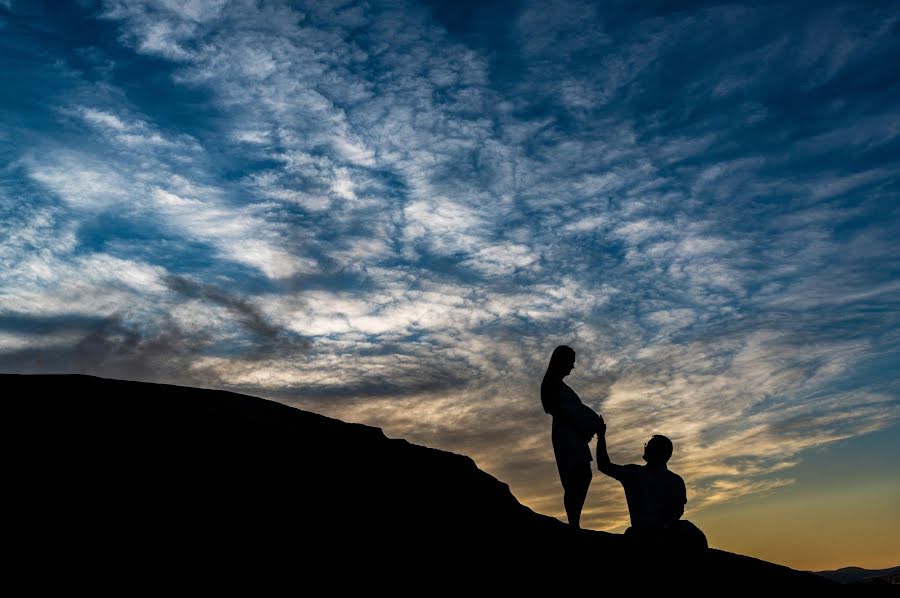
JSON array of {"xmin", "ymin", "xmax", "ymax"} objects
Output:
[{"xmin": 596, "ymin": 431, "xmax": 707, "ymax": 549}]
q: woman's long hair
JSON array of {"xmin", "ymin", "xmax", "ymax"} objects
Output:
[{"xmin": 541, "ymin": 345, "xmax": 575, "ymax": 414}]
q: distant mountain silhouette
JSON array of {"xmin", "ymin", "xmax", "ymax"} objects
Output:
[
  {"xmin": 815, "ymin": 566, "xmax": 900, "ymax": 585},
  {"xmin": 6, "ymin": 374, "xmax": 861, "ymax": 593}
]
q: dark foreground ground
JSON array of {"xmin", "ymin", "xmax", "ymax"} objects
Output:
[{"xmin": 7, "ymin": 374, "xmax": 884, "ymax": 594}]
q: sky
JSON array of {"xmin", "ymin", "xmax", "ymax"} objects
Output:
[{"xmin": 2, "ymin": 0, "xmax": 899, "ymax": 572}]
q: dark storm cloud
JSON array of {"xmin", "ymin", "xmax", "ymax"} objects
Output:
[
  {"xmin": 0, "ymin": 313, "xmax": 207, "ymax": 383},
  {"xmin": 163, "ymin": 274, "xmax": 308, "ymax": 358}
]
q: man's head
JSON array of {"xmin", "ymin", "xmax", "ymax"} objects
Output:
[{"xmin": 642, "ymin": 435, "xmax": 673, "ymax": 466}]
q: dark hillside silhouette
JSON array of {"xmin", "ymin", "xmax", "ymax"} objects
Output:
[
  {"xmin": 815, "ymin": 566, "xmax": 900, "ymax": 585},
  {"xmin": 6, "ymin": 374, "xmax": 850, "ymax": 593}
]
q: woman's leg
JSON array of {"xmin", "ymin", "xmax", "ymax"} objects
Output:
[{"xmin": 561, "ymin": 462, "xmax": 592, "ymax": 529}]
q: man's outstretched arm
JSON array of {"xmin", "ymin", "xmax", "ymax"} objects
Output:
[{"xmin": 595, "ymin": 427, "xmax": 626, "ymax": 479}]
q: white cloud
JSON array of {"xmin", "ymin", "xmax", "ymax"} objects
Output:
[
  {"xmin": 27, "ymin": 136, "xmax": 314, "ymax": 279},
  {"xmin": 0, "ymin": 246, "xmax": 169, "ymax": 318},
  {"xmin": 463, "ymin": 243, "xmax": 540, "ymax": 276},
  {"xmin": 76, "ymin": 106, "xmax": 201, "ymax": 152},
  {"xmin": 402, "ymin": 198, "xmax": 486, "ymax": 255},
  {"xmin": 150, "ymin": 186, "xmax": 316, "ymax": 279},
  {"xmin": 27, "ymin": 154, "xmax": 130, "ymax": 209}
]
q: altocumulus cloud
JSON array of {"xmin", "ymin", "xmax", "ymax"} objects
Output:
[{"xmin": 0, "ymin": 0, "xmax": 898, "ymax": 528}]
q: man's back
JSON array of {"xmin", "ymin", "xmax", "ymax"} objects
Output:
[{"xmin": 606, "ymin": 463, "xmax": 686, "ymax": 529}]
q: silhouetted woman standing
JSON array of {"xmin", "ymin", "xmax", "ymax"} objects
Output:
[{"xmin": 541, "ymin": 345, "xmax": 604, "ymax": 529}]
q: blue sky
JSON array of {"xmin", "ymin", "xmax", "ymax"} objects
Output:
[{"xmin": 1, "ymin": 0, "xmax": 899, "ymax": 568}]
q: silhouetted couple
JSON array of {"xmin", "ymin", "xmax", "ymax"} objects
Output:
[{"xmin": 542, "ymin": 345, "xmax": 707, "ymax": 549}]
